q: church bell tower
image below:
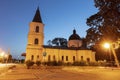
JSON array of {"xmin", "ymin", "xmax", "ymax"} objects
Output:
[{"xmin": 26, "ymin": 7, "xmax": 44, "ymax": 62}]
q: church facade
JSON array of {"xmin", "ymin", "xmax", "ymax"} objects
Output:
[{"xmin": 25, "ymin": 8, "xmax": 96, "ymax": 63}]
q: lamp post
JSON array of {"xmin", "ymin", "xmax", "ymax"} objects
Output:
[
  {"xmin": 104, "ymin": 43, "xmax": 111, "ymax": 62},
  {"xmin": 104, "ymin": 42, "xmax": 119, "ymax": 67}
]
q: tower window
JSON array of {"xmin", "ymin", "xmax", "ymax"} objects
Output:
[
  {"xmin": 34, "ymin": 38, "xmax": 39, "ymax": 44},
  {"xmin": 35, "ymin": 26, "xmax": 39, "ymax": 33}
]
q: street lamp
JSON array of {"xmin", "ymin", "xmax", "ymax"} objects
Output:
[
  {"xmin": 0, "ymin": 52, "xmax": 5, "ymax": 63},
  {"xmin": 103, "ymin": 43, "xmax": 112, "ymax": 65},
  {"xmin": 104, "ymin": 43, "xmax": 110, "ymax": 49},
  {"xmin": 103, "ymin": 42, "xmax": 119, "ymax": 67}
]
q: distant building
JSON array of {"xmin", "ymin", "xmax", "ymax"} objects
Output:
[{"xmin": 25, "ymin": 8, "xmax": 96, "ymax": 63}]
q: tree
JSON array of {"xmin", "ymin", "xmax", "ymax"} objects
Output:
[
  {"xmin": 81, "ymin": 38, "xmax": 87, "ymax": 48},
  {"xmin": 51, "ymin": 37, "xmax": 67, "ymax": 47},
  {"xmin": 86, "ymin": 0, "xmax": 120, "ymax": 45},
  {"xmin": 8, "ymin": 54, "xmax": 12, "ymax": 63},
  {"xmin": 47, "ymin": 40, "xmax": 52, "ymax": 46},
  {"xmin": 86, "ymin": 0, "xmax": 120, "ymax": 61}
]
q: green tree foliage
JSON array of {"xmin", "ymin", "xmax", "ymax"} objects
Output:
[
  {"xmin": 8, "ymin": 54, "xmax": 12, "ymax": 62},
  {"xmin": 86, "ymin": 0, "xmax": 120, "ymax": 61},
  {"xmin": 51, "ymin": 37, "xmax": 67, "ymax": 47},
  {"xmin": 47, "ymin": 40, "xmax": 52, "ymax": 46},
  {"xmin": 86, "ymin": 0, "xmax": 120, "ymax": 44}
]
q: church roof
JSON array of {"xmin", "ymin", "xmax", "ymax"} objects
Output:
[
  {"xmin": 32, "ymin": 7, "xmax": 43, "ymax": 23},
  {"xmin": 43, "ymin": 45, "xmax": 89, "ymax": 50},
  {"xmin": 69, "ymin": 29, "xmax": 81, "ymax": 40}
]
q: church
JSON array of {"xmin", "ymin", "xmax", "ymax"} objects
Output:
[{"xmin": 25, "ymin": 8, "xmax": 96, "ymax": 63}]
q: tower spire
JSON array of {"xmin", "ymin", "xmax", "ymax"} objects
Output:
[{"xmin": 32, "ymin": 7, "xmax": 43, "ymax": 23}]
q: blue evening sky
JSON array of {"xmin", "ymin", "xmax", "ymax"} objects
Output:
[{"xmin": 0, "ymin": 0, "xmax": 98, "ymax": 59}]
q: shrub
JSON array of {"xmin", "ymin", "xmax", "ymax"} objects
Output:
[
  {"xmin": 46, "ymin": 61, "xmax": 63, "ymax": 66},
  {"xmin": 72, "ymin": 61, "xmax": 87, "ymax": 66},
  {"xmin": 57, "ymin": 61, "xmax": 63, "ymax": 66},
  {"xmin": 64, "ymin": 62, "xmax": 72, "ymax": 66},
  {"xmin": 88, "ymin": 62, "xmax": 99, "ymax": 66},
  {"xmin": 72, "ymin": 61, "xmax": 80, "ymax": 66},
  {"xmin": 46, "ymin": 61, "xmax": 57, "ymax": 66},
  {"xmin": 25, "ymin": 60, "xmax": 34, "ymax": 69},
  {"xmin": 36, "ymin": 61, "xmax": 41, "ymax": 66}
]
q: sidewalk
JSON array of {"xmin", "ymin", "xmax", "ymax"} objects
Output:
[
  {"xmin": 0, "ymin": 64, "xmax": 56, "ymax": 80},
  {"xmin": 0, "ymin": 64, "xmax": 35, "ymax": 80}
]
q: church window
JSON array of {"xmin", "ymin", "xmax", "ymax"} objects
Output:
[
  {"xmin": 31, "ymin": 55, "xmax": 34, "ymax": 61},
  {"xmin": 73, "ymin": 56, "xmax": 75, "ymax": 61},
  {"xmin": 37, "ymin": 55, "xmax": 39, "ymax": 60},
  {"xmin": 81, "ymin": 56, "xmax": 83, "ymax": 61},
  {"xmin": 34, "ymin": 38, "xmax": 39, "ymax": 44},
  {"xmin": 48, "ymin": 55, "xmax": 51, "ymax": 61},
  {"xmin": 35, "ymin": 26, "xmax": 39, "ymax": 33},
  {"xmin": 62, "ymin": 56, "xmax": 64, "ymax": 61},
  {"xmin": 53, "ymin": 55, "xmax": 56, "ymax": 61},
  {"xmin": 66, "ymin": 56, "xmax": 68, "ymax": 61},
  {"xmin": 87, "ymin": 58, "xmax": 90, "ymax": 62}
]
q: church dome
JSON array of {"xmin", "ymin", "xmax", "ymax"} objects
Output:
[{"xmin": 69, "ymin": 29, "xmax": 81, "ymax": 40}]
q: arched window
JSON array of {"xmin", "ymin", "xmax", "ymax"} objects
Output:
[
  {"xmin": 48, "ymin": 55, "xmax": 51, "ymax": 61},
  {"xmin": 73, "ymin": 56, "xmax": 75, "ymax": 62},
  {"xmin": 31, "ymin": 55, "xmax": 34, "ymax": 61},
  {"xmin": 81, "ymin": 56, "xmax": 83, "ymax": 61},
  {"xmin": 66, "ymin": 56, "xmax": 68, "ymax": 61},
  {"xmin": 62, "ymin": 56, "xmax": 64, "ymax": 61},
  {"xmin": 53, "ymin": 55, "xmax": 56, "ymax": 61},
  {"xmin": 87, "ymin": 58, "xmax": 90, "ymax": 62},
  {"xmin": 35, "ymin": 26, "xmax": 39, "ymax": 33},
  {"xmin": 34, "ymin": 38, "xmax": 39, "ymax": 44},
  {"xmin": 37, "ymin": 55, "xmax": 39, "ymax": 60}
]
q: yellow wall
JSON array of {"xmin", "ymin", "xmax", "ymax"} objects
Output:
[{"xmin": 42, "ymin": 48, "xmax": 95, "ymax": 63}]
